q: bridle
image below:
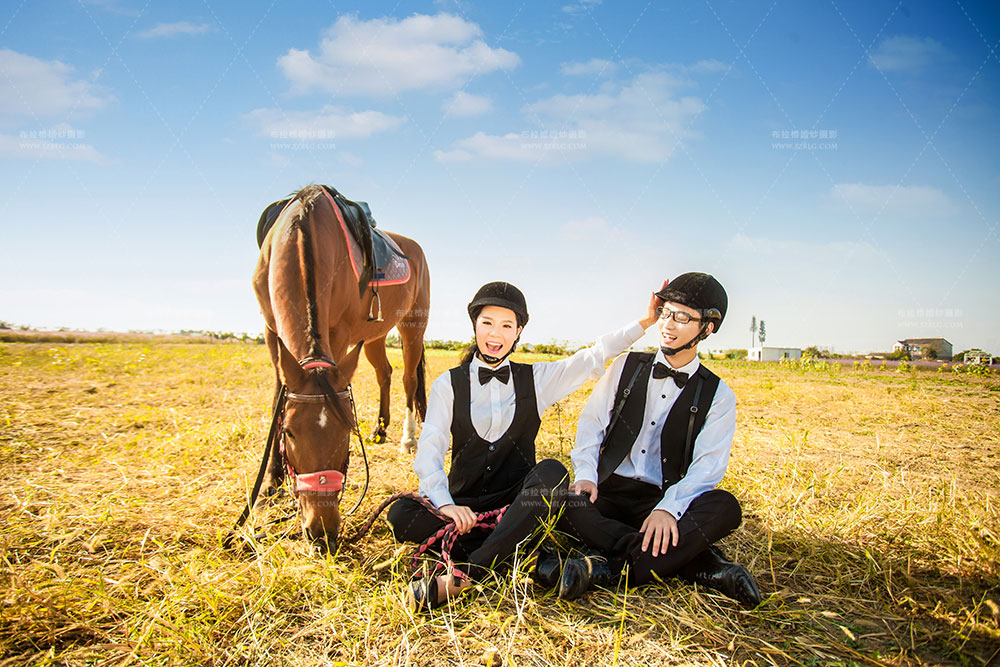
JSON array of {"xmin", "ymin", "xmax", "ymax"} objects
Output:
[
  {"xmin": 223, "ymin": 354, "xmax": 370, "ymax": 549},
  {"xmin": 282, "ymin": 357, "xmax": 352, "ymax": 497}
]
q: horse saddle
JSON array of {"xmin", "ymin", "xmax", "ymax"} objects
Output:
[{"xmin": 255, "ymin": 185, "xmax": 409, "ymax": 297}]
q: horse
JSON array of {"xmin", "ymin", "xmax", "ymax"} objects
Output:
[{"xmin": 250, "ymin": 184, "xmax": 430, "ymax": 547}]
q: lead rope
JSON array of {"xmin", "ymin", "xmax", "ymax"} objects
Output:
[
  {"xmin": 223, "ymin": 385, "xmax": 287, "ymax": 551},
  {"xmin": 342, "ymin": 385, "xmax": 369, "ymax": 516},
  {"xmin": 343, "ymin": 492, "xmax": 509, "ymax": 581}
]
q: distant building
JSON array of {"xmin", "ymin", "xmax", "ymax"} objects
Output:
[
  {"xmin": 893, "ymin": 338, "xmax": 952, "ymax": 360},
  {"xmin": 963, "ymin": 349, "xmax": 992, "ymax": 365},
  {"xmin": 748, "ymin": 347, "xmax": 802, "ymax": 362}
]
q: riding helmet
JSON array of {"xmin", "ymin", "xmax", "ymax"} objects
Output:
[
  {"xmin": 655, "ymin": 272, "xmax": 727, "ymax": 332},
  {"xmin": 468, "ymin": 282, "xmax": 529, "ymax": 327}
]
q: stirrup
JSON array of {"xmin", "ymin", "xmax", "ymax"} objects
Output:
[{"xmin": 368, "ymin": 290, "xmax": 384, "ymax": 322}]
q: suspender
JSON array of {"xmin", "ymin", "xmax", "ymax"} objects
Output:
[
  {"xmin": 682, "ymin": 374, "xmax": 705, "ymax": 472},
  {"xmin": 598, "ymin": 357, "xmax": 651, "ymax": 457}
]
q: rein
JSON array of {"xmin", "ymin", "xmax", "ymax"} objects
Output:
[
  {"xmin": 223, "ymin": 357, "xmax": 370, "ymax": 550},
  {"xmin": 342, "ymin": 492, "xmax": 509, "ymax": 581}
]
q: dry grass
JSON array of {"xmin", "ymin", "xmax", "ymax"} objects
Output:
[{"xmin": 0, "ymin": 341, "xmax": 997, "ymax": 666}]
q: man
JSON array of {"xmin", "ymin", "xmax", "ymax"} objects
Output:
[{"xmin": 543, "ymin": 272, "xmax": 762, "ymax": 608}]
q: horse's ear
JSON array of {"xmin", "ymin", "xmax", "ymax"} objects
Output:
[{"xmin": 338, "ymin": 342, "xmax": 365, "ymax": 383}]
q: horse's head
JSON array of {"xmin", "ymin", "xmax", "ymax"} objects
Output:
[{"xmin": 281, "ymin": 343, "xmax": 364, "ymax": 551}]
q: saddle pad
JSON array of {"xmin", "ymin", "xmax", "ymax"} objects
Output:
[{"xmin": 322, "ymin": 189, "xmax": 411, "ymax": 287}]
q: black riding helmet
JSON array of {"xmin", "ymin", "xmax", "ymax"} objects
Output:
[
  {"xmin": 655, "ymin": 272, "xmax": 727, "ymax": 332},
  {"xmin": 467, "ymin": 282, "xmax": 529, "ymax": 327},
  {"xmin": 655, "ymin": 272, "xmax": 727, "ymax": 357},
  {"xmin": 467, "ymin": 282, "xmax": 528, "ymax": 364}
]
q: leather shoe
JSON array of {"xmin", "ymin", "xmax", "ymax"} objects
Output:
[
  {"xmin": 682, "ymin": 546, "xmax": 762, "ymax": 609},
  {"xmin": 558, "ymin": 552, "xmax": 614, "ymax": 601},
  {"xmin": 533, "ymin": 551, "xmax": 562, "ymax": 589},
  {"xmin": 406, "ymin": 576, "xmax": 442, "ymax": 613}
]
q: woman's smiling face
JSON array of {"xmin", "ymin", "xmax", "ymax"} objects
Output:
[{"xmin": 475, "ymin": 305, "xmax": 522, "ymax": 364}]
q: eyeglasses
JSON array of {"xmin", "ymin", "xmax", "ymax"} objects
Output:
[{"xmin": 656, "ymin": 307, "xmax": 721, "ymax": 324}]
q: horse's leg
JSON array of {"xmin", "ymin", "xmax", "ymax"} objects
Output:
[
  {"xmin": 363, "ymin": 336, "xmax": 392, "ymax": 445},
  {"xmin": 398, "ymin": 315, "xmax": 428, "ymax": 454}
]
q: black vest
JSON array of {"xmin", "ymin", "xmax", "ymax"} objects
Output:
[
  {"xmin": 596, "ymin": 352, "xmax": 721, "ymax": 489},
  {"xmin": 447, "ymin": 362, "xmax": 541, "ymax": 511}
]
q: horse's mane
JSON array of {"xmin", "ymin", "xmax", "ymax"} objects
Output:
[
  {"xmin": 284, "ymin": 184, "xmax": 328, "ymax": 362},
  {"xmin": 289, "ymin": 184, "xmax": 325, "ymax": 223}
]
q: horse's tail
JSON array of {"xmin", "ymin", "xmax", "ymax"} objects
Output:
[{"xmin": 415, "ymin": 347, "xmax": 427, "ymax": 421}]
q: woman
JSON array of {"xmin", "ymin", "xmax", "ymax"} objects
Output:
[{"xmin": 386, "ymin": 281, "xmax": 662, "ymax": 610}]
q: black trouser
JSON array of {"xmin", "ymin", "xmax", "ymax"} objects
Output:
[
  {"xmin": 556, "ymin": 474, "xmax": 742, "ymax": 586},
  {"xmin": 386, "ymin": 459, "xmax": 569, "ymax": 580}
]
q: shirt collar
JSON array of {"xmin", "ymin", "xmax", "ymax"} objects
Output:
[{"xmin": 654, "ymin": 349, "xmax": 701, "ymax": 376}]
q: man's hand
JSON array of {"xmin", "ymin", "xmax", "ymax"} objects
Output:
[
  {"xmin": 569, "ymin": 480, "xmax": 598, "ymax": 503},
  {"xmin": 640, "ymin": 280, "xmax": 669, "ymax": 329},
  {"xmin": 438, "ymin": 504, "xmax": 477, "ymax": 534},
  {"xmin": 639, "ymin": 509, "xmax": 678, "ymax": 556}
]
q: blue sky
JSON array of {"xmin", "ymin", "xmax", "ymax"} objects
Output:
[{"xmin": 1, "ymin": 0, "xmax": 997, "ymax": 354}]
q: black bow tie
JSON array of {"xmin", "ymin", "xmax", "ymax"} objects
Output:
[
  {"xmin": 653, "ymin": 362, "xmax": 688, "ymax": 387},
  {"xmin": 479, "ymin": 365, "xmax": 511, "ymax": 385}
]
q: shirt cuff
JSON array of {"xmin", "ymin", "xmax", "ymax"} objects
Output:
[
  {"xmin": 654, "ymin": 495, "xmax": 689, "ymax": 520},
  {"xmin": 425, "ymin": 486, "xmax": 456, "ymax": 509},
  {"xmin": 572, "ymin": 465, "xmax": 598, "ymax": 485}
]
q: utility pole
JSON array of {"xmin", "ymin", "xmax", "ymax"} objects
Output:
[{"xmin": 750, "ymin": 315, "xmax": 757, "ymax": 349}]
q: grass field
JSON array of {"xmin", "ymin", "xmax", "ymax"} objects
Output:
[{"xmin": 1, "ymin": 341, "xmax": 998, "ymax": 666}]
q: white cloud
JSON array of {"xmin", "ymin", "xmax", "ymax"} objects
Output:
[
  {"xmin": 79, "ymin": 0, "xmax": 140, "ymax": 17},
  {"xmin": 831, "ymin": 183, "xmax": 958, "ymax": 218},
  {"xmin": 244, "ymin": 105, "xmax": 406, "ymax": 140},
  {"xmin": 562, "ymin": 0, "xmax": 602, "ymax": 14},
  {"xmin": 869, "ymin": 35, "xmax": 951, "ymax": 73},
  {"xmin": 728, "ymin": 232, "xmax": 878, "ymax": 258},
  {"xmin": 277, "ymin": 13, "xmax": 519, "ymax": 97},
  {"xmin": 0, "ymin": 49, "xmax": 111, "ymax": 120},
  {"xmin": 560, "ymin": 58, "xmax": 617, "ymax": 77},
  {"xmin": 136, "ymin": 22, "xmax": 210, "ymax": 38},
  {"xmin": 443, "ymin": 91, "xmax": 493, "ymax": 117},
  {"xmin": 560, "ymin": 216, "xmax": 613, "ymax": 241},
  {"xmin": 0, "ymin": 131, "xmax": 107, "ymax": 163},
  {"xmin": 434, "ymin": 132, "xmax": 542, "ymax": 164},
  {"xmin": 436, "ymin": 70, "xmax": 705, "ymax": 164},
  {"xmin": 685, "ymin": 59, "xmax": 730, "ymax": 73}
]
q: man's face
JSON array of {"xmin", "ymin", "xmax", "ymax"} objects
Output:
[
  {"xmin": 475, "ymin": 305, "xmax": 522, "ymax": 362},
  {"xmin": 658, "ymin": 301, "xmax": 712, "ymax": 350}
]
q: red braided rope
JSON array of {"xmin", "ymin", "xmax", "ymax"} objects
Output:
[{"xmin": 343, "ymin": 492, "xmax": 509, "ymax": 581}]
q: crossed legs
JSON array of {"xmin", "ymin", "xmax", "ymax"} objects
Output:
[
  {"xmin": 387, "ymin": 459, "xmax": 569, "ymax": 608},
  {"xmin": 553, "ymin": 475, "xmax": 757, "ymax": 604}
]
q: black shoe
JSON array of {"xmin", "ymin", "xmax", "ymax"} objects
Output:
[
  {"xmin": 534, "ymin": 551, "xmax": 562, "ymax": 589},
  {"xmin": 682, "ymin": 546, "xmax": 762, "ymax": 609},
  {"xmin": 406, "ymin": 576, "xmax": 442, "ymax": 612},
  {"xmin": 558, "ymin": 552, "xmax": 614, "ymax": 601}
]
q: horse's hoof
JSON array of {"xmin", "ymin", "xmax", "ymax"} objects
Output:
[
  {"xmin": 372, "ymin": 428, "xmax": 387, "ymax": 444},
  {"xmin": 399, "ymin": 438, "xmax": 416, "ymax": 455}
]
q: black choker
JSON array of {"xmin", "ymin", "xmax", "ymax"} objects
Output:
[
  {"xmin": 661, "ymin": 324, "xmax": 710, "ymax": 356},
  {"xmin": 476, "ymin": 349, "xmax": 509, "ymax": 365}
]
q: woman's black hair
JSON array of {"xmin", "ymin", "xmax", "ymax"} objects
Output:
[{"xmin": 459, "ymin": 340, "xmax": 478, "ymax": 365}]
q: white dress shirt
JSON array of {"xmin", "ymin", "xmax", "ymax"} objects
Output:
[
  {"xmin": 571, "ymin": 349, "xmax": 737, "ymax": 520},
  {"xmin": 413, "ymin": 320, "xmax": 646, "ymax": 508}
]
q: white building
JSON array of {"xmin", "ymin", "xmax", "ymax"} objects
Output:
[{"xmin": 748, "ymin": 347, "xmax": 802, "ymax": 362}]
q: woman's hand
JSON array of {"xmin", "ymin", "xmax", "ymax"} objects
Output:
[
  {"xmin": 640, "ymin": 280, "xmax": 669, "ymax": 329},
  {"xmin": 438, "ymin": 504, "xmax": 477, "ymax": 534},
  {"xmin": 569, "ymin": 480, "xmax": 598, "ymax": 503}
]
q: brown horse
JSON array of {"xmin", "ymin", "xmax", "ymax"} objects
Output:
[{"xmin": 252, "ymin": 184, "xmax": 430, "ymax": 546}]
